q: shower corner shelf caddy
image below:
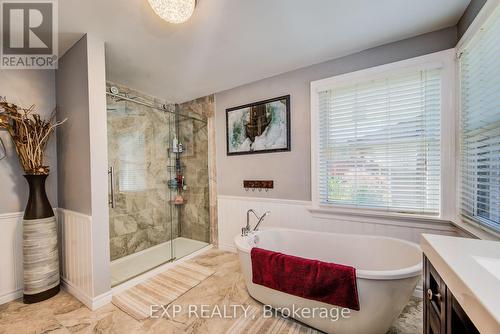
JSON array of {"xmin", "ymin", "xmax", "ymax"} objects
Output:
[
  {"xmin": 166, "ymin": 165, "xmax": 186, "ymax": 170},
  {"xmin": 167, "ymin": 148, "xmax": 185, "ymax": 156}
]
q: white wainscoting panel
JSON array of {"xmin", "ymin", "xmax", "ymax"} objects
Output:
[
  {"xmin": 217, "ymin": 195, "xmax": 460, "ymax": 252},
  {"xmin": 1, "ymin": 208, "xmax": 108, "ymax": 309},
  {"xmin": 0, "ymin": 212, "xmax": 23, "ymax": 304},
  {"xmin": 218, "ymin": 196, "xmax": 311, "ymax": 251},
  {"xmin": 57, "ymin": 208, "xmax": 96, "ymax": 308}
]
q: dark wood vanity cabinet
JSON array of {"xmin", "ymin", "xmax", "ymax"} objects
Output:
[{"xmin": 424, "ymin": 256, "xmax": 480, "ymax": 334}]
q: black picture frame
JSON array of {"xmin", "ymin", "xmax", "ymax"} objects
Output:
[{"xmin": 226, "ymin": 95, "xmax": 291, "ymax": 156}]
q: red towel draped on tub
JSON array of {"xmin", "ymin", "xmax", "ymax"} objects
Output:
[{"xmin": 251, "ymin": 247, "xmax": 360, "ymax": 311}]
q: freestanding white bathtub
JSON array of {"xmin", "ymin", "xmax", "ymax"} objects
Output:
[{"xmin": 235, "ymin": 228, "xmax": 422, "ymax": 334}]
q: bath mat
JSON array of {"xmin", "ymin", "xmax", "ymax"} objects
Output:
[
  {"xmin": 112, "ymin": 262, "xmax": 215, "ymax": 320},
  {"xmin": 226, "ymin": 305, "xmax": 321, "ymax": 334}
]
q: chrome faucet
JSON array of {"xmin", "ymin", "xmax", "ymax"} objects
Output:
[
  {"xmin": 242, "ymin": 209, "xmax": 271, "ymax": 236},
  {"xmin": 253, "ymin": 211, "xmax": 271, "ymax": 231}
]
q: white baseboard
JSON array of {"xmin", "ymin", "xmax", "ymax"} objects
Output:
[
  {"xmin": 218, "ymin": 243, "xmax": 237, "ymax": 253},
  {"xmin": 413, "ymin": 285, "xmax": 423, "ymax": 298},
  {"xmin": 91, "ymin": 291, "xmax": 113, "ymax": 310},
  {"xmin": 61, "ymin": 278, "xmax": 112, "ymax": 310},
  {"xmin": 0, "ymin": 289, "xmax": 22, "ymax": 305},
  {"xmin": 61, "ymin": 278, "xmax": 92, "ymax": 309}
]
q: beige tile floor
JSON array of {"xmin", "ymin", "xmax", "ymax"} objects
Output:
[{"xmin": 0, "ymin": 249, "xmax": 422, "ymax": 334}]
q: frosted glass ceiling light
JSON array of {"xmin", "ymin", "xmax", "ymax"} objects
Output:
[{"xmin": 148, "ymin": 0, "xmax": 196, "ymax": 24}]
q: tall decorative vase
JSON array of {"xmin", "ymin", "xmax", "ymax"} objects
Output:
[{"xmin": 23, "ymin": 174, "xmax": 60, "ymax": 303}]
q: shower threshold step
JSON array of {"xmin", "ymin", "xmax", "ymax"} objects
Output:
[{"xmin": 110, "ymin": 237, "xmax": 209, "ymax": 287}]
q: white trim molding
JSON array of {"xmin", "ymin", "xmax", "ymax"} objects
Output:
[
  {"xmin": 217, "ymin": 195, "xmax": 310, "ymax": 207},
  {"xmin": 456, "ymin": 0, "xmax": 500, "ymax": 53},
  {"xmin": 308, "ymin": 207, "xmax": 456, "ymax": 232},
  {"xmin": 0, "ymin": 289, "xmax": 23, "ymax": 306},
  {"xmin": 310, "ymin": 49, "xmax": 457, "ymax": 221},
  {"xmin": 453, "ymin": 1, "xmax": 500, "ymax": 240},
  {"xmin": 61, "ymin": 278, "xmax": 112, "ymax": 310},
  {"xmin": 217, "ymin": 195, "xmax": 461, "ymax": 253},
  {"xmin": 452, "ymin": 217, "xmax": 500, "ymax": 241}
]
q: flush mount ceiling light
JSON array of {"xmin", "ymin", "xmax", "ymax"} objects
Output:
[{"xmin": 148, "ymin": 0, "xmax": 196, "ymax": 24}]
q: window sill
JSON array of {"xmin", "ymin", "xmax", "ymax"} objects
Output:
[
  {"xmin": 450, "ymin": 217, "xmax": 500, "ymax": 241},
  {"xmin": 308, "ymin": 205, "xmax": 453, "ymax": 231}
]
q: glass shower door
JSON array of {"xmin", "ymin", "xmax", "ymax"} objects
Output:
[
  {"xmin": 173, "ymin": 108, "xmax": 210, "ymax": 259},
  {"xmin": 107, "ymin": 95, "xmax": 175, "ymax": 286}
]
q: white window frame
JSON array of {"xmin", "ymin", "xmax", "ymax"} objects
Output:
[
  {"xmin": 310, "ymin": 49, "xmax": 457, "ymax": 222},
  {"xmin": 453, "ymin": 0, "xmax": 500, "ymax": 239}
]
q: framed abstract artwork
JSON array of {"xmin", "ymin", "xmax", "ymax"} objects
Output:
[{"xmin": 226, "ymin": 95, "xmax": 290, "ymax": 155}]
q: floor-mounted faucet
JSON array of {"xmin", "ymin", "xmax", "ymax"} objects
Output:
[{"xmin": 242, "ymin": 209, "xmax": 271, "ymax": 236}]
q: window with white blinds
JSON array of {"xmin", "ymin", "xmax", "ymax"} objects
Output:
[
  {"xmin": 118, "ymin": 132, "xmax": 147, "ymax": 192},
  {"xmin": 459, "ymin": 5, "xmax": 500, "ymax": 232},
  {"xmin": 317, "ymin": 68, "xmax": 442, "ymax": 215}
]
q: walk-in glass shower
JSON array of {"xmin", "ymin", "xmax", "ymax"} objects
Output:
[{"xmin": 106, "ymin": 83, "xmax": 210, "ymax": 286}]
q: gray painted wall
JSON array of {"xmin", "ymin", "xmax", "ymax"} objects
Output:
[
  {"xmin": 56, "ymin": 36, "xmax": 93, "ymax": 215},
  {"xmin": 0, "ymin": 70, "xmax": 57, "ymax": 214},
  {"xmin": 56, "ymin": 34, "xmax": 111, "ymax": 296},
  {"xmin": 215, "ymin": 27, "xmax": 458, "ymax": 201},
  {"xmin": 458, "ymin": 0, "xmax": 487, "ymax": 39}
]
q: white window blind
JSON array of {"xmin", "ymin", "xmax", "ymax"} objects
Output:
[
  {"xmin": 318, "ymin": 68, "xmax": 441, "ymax": 214},
  {"xmin": 119, "ymin": 132, "xmax": 147, "ymax": 192},
  {"xmin": 459, "ymin": 5, "xmax": 500, "ymax": 232}
]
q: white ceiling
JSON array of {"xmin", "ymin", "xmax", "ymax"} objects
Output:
[{"xmin": 59, "ymin": 0, "xmax": 470, "ymax": 103}]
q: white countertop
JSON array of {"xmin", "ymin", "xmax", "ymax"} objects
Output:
[{"xmin": 421, "ymin": 234, "xmax": 500, "ymax": 334}]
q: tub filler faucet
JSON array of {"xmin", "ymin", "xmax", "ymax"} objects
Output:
[{"xmin": 242, "ymin": 209, "xmax": 271, "ymax": 236}]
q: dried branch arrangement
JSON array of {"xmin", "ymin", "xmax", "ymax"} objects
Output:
[{"xmin": 0, "ymin": 97, "xmax": 66, "ymax": 175}]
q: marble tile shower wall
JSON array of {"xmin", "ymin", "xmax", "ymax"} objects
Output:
[
  {"xmin": 177, "ymin": 95, "xmax": 213, "ymax": 243},
  {"xmin": 107, "ymin": 82, "xmax": 178, "ymax": 261}
]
